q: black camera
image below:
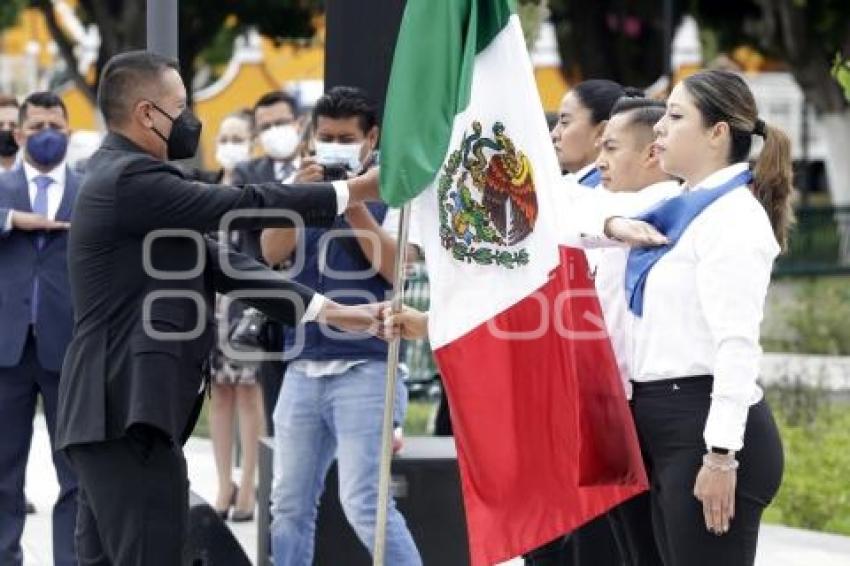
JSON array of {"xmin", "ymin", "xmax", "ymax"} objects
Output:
[
  {"xmin": 322, "ymin": 163, "xmax": 350, "ymax": 182},
  {"xmin": 228, "ymin": 307, "xmax": 268, "ymax": 353}
]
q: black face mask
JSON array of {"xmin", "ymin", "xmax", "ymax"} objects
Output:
[
  {"xmin": 0, "ymin": 129, "xmax": 18, "ymax": 158},
  {"xmin": 148, "ymin": 101, "xmax": 202, "ymax": 160}
]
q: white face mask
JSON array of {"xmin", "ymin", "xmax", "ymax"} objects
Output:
[
  {"xmin": 215, "ymin": 141, "xmax": 250, "ymax": 170},
  {"xmin": 315, "ymin": 141, "xmax": 365, "ymax": 172},
  {"xmin": 259, "ymin": 124, "xmax": 299, "ymax": 160}
]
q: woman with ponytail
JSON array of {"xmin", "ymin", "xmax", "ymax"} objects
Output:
[{"xmin": 602, "ymin": 69, "xmax": 791, "ymax": 565}]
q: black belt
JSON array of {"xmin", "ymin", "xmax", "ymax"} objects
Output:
[{"xmin": 630, "ymin": 374, "xmax": 713, "ymax": 395}]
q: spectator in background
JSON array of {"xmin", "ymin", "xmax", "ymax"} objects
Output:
[
  {"xmin": 0, "ymin": 91, "xmax": 80, "ymax": 566},
  {"xmin": 261, "ymin": 86, "xmax": 421, "ymax": 566},
  {"xmin": 0, "ymin": 92, "xmax": 37, "ymax": 517},
  {"xmin": 232, "ymin": 91, "xmax": 303, "ymax": 436},
  {"xmin": 208, "ymin": 110, "xmax": 265, "ymax": 521},
  {"xmin": 0, "ymin": 94, "xmax": 20, "ymax": 172}
]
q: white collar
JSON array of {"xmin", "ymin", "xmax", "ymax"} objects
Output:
[
  {"xmin": 688, "ymin": 162, "xmax": 749, "ymax": 192},
  {"xmin": 572, "ymin": 163, "xmax": 597, "ymax": 183},
  {"xmin": 641, "ymin": 179, "xmax": 683, "ymax": 196},
  {"xmin": 23, "ymin": 159, "xmax": 67, "ymax": 188}
]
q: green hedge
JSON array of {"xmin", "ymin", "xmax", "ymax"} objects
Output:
[{"xmin": 764, "ymin": 387, "xmax": 850, "ymax": 535}]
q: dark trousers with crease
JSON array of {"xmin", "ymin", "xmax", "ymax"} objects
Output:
[
  {"xmin": 523, "ymin": 498, "xmax": 661, "ymax": 566},
  {"xmin": 631, "ymin": 375, "xmax": 783, "ymax": 566},
  {"xmin": 0, "ymin": 330, "xmax": 77, "ymax": 566},
  {"xmin": 65, "ymin": 425, "xmax": 189, "ymax": 566}
]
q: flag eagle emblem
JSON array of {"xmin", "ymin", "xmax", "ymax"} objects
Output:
[{"xmin": 438, "ymin": 120, "xmax": 538, "ymax": 268}]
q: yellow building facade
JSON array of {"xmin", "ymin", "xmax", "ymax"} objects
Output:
[{"xmin": 1, "ymin": 6, "xmax": 573, "ymax": 167}]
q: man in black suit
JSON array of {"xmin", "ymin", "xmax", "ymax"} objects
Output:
[
  {"xmin": 231, "ymin": 91, "xmax": 302, "ymax": 434},
  {"xmin": 55, "ymin": 50, "xmax": 381, "ymax": 565}
]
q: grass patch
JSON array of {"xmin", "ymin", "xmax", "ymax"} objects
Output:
[
  {"xmin": 764, "ymin": 388, "xmax": 850, "ymax": 536},
  {"xmin": 403, "ymin": 399, "xmax": 437, "ymax": 436}
]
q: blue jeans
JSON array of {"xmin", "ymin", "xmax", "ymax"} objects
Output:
[{"xmin": 270, "ymin": 360, "xmax": 422, "ymax": 566}]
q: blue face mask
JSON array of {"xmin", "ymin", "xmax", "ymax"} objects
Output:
[{"xmin": 26, "ymin": 128, "xmax": 68, "ymax": 168}]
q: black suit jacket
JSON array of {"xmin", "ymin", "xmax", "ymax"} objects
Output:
[{"xmin": 57, "ymin": 133, "xmax": 338, "ymax": 449}]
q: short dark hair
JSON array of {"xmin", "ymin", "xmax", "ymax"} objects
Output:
[
  {"xmin": 0, "ymin": 94, "xmax": 18, "ymax": 110},
  {"xmin": 312, "ymin": 86, "xmax": 377, "ymax": 134},
  {"xmin": 19, "ymin": 91, "xmax": 68, "ymax": 124},
  {"xmin": 98, "ymin": 50, "xmax": 179, "ymax": 127},
  {"xmin": 253, "ymin": 91, "xmax": 298, "ymax": 118},
  {"xmin": 610, "ymin": 96, "xmax": 666, "ymax": 130},
  {"xmin": 572, "ymin": 80, "xmax": 630, "ymax": 124}
]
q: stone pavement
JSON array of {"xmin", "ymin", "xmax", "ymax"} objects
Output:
[{"xmin": 21, "ymin": 416, "xmax": 850, "ymax": 565}]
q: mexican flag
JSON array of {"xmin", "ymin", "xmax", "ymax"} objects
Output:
[{"xmin": 381, "ymin": 1, "xmax": 648, "ymax": 564}]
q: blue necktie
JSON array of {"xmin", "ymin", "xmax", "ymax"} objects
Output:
[
  {"xmin": 578, "ymin": 167, "xmax": 602, "ymax": 188},
  {"xmin": 31, "ymin": 175, "xmax": 52, "ymax": 325},
  {"xmin": 624, "ymin": 169, "xmax": 752, "ymax": 317}
]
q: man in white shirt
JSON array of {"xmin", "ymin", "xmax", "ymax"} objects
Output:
[
  {"xmin": 594, "ymin": 97, "xmax": 680, "ymax": 394},
  {"xmin": 587, "ymin": 96, "xmax": 679, "ymax": 566}
]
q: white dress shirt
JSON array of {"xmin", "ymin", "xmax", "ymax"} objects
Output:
[
  {"xmin": 565, "ymin": 163, "xmax": 598, "ymax": 188},
  {"xmin": 23, "ymin": 160, "xmax": 67, "ymax": 220},
  {"xmin": 590, "ymin": 181, "xmax": 681, "ymax": 397},
  {"xmin": 630, "ymin": 163, "xmax": 780, "ymax": 450},
  {"xmin": 2, "ymin": 160, "xmax": 67, "ymax": 233}
]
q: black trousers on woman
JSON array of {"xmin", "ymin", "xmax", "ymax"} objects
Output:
[{"xmin": 631, "ymin": 376, "xmax": 784, "ymax": 566}]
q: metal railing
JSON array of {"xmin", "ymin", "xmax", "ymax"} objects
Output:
[{"xmin": 401, "ymin": 262, "xmax": 439, "ymax": 397}]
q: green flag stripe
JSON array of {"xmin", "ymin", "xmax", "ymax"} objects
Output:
[{"xmin": 380, "ymin": 0, "xmax": 514, "ymax": 207}]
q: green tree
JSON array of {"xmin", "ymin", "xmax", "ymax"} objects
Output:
[
  {"xmin": 0, "ymin": 0, "xmax": 27, "ymax": 31},
  {"xmin": 13, "ymin": 0, "xmax": 319, "ymax": 105},
  {"xmin": 547, "ymin": 0, "xmax": 684, "ymax": 87},
  {"xmin": 691, "ymin": 0, "xmax": 850, "ymax": 205}
]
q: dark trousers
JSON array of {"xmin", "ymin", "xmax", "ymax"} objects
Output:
[
  {"xmin": 260, "ymin": 359, "xmax": 285, "ymax": 436},
  {"xmin": 65, "ymin": 425, "xmax": 189, "ymax": 566},
  {"xmin": 631, "ymin": 376, "xmax": 784, "ymax": 566},
  {"xmin": 524, "ymin": 515, "xmax": 622, "ymax": 566},
  {"xmin": 607, "ymin": 492, "xmax": 664, "ymax": 566},
  {"xmin": 0, "ymin": 331, "xmax": 77, "ymax": 566}
]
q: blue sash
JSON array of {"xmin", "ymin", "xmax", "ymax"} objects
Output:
[
  {"xmin": 625, "ymin": 169, "xmax": 753, "ymax": 316},
  {"xmin": 578, "ymin": 167, "xmax": 602, "ymax": 188}
]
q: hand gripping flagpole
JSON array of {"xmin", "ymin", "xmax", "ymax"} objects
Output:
[{"xmin": 373, "ymin": 202, "xmax": 411, "ymax": 566}]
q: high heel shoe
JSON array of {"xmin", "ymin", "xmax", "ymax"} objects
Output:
[
  {"xmin": 214, "ymin": 481, "xmax": 237, "ymax": 520},
  {"xmin": 230, "ymin": 506, "xmax": 255, "ymax": 522},
  {"xmin": 230, "ymin": 485, "xmax": 255, "ymax": 522}
]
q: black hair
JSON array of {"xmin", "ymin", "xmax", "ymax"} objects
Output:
[
  {"xmin": 0, "ymin": 93, "xmax": 18, "ymax": 110},
  {"xmin": 312, "ymin": 86, "xmax": 378, "ymax": 134},
  {"xmin": 253, "ymin": 91, "xmax": 299, "ymax": 118},
  {"xmin": 610, "ymin": 96, "xmax": 666, "ymax": 129},
  {"xmin": 20, "ymin": 91, "xmax": 67, "ymax": 124},
  {"xmin": 98, "ymin": 50, "xmax": 179, "ymax": 127},
  {"xmin": 571, "ymin": 79, "xmax": 628, "ymax": 124}
]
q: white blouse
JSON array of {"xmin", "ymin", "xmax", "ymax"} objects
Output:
[
  {"xmin": 590, "ymin": 181, "xmax": 681, "ymax": 397},
  {"xmin": 631, "ymin": 163, "xmax": 780, "ymax": 450}
]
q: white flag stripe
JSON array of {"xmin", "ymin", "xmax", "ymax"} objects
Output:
[{"xmin": 413, "ymin": 16, "xmax": 567, "ymax": 349}]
